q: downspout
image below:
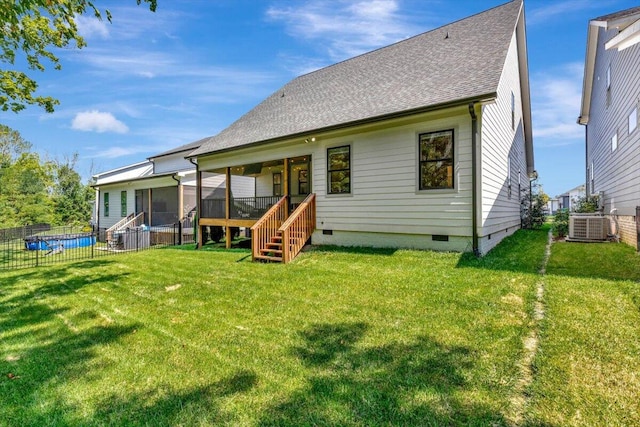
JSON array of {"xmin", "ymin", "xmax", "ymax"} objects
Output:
[{"xmin": 469, "ymin": 102, "xmax": 480, "ymax": 257}]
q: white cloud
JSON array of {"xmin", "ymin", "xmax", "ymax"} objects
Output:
[
  {"xmin": 76, "ymin": 14, "xmax": 110, "ymax": 39},
  {"xmin": 266, "ymin": 0, "xmax": 422, "ymax": 60},
  {"xmin": 527, "ymin": 0, "xmax": 604, "ymax": 26},
  {"xmin": 84, "ymin": 144, "xmax": 157, "ymax": 159},
  {"xmin": 531, "ymin": 63, "xmax": 585, "ymax": 146},
  {"xmin": 71, "ymin": 111, "xmax": 129, "ymax": 134}
]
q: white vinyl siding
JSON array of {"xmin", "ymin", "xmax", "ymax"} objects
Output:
[
  {"xmin": 478, "ymin": 31, "xmax": 527, "ymax": 252},
  {"xmin": 199, "ymin": 107, "xmax": 474, "ymax": 248},
  {"xmin": 586, "ymin": 26, "xmax": 640, "ymax": 215},
  {"xmin": 152, "ymin": 153, "xmax": 194, "ymax": 175}
]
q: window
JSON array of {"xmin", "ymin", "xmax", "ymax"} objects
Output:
[
  {"xmin": 590, "ymin": 162, "xmax": 594, "ymax": 194},
  {"xmin": 272, "ymin": 172, "xmax": 282, "ymax": 196},
  {"xmin": 611, "ymin": 132, "xmax": 618, "ymax": 151},
  {"xmin": 327, "ymin": 145, "xmax": 351, "ymax": 194},
  {"xmin": 104, "ymin": 192, "xmax": 109, "ymax": 217},
  {"xmin": 121, "ymin": 191, "xmax": 127, "ymax": 217},
  {"xmin": 630, "ymin": 107, "xmax": 638, "ymax": 134},
  {"xmin": 419, "ymin": 129, "xmax": 454, "ymax": 190}
]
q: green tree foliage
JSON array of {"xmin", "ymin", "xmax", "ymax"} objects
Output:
[
  {"xmin": 0, "ymin": 124, "xmax": 92, "ymax": 228},
  {"xmin": 53, "ymin": 155, "xmax": 93, "ymax": 225},
  {"xmin": 521, "ymin": 182, "xmax": 547, "ymax": 229},
  {"xmin": 0, "ymin": 123, "xmax": 31, "ymax": 163},
  {"xmin": 0, "ymin": 0, "xmax": 157, "ymax": 113},
  {"xmin": 552, "ymin": 208, "xmax": 569, "ymax": 238},
  {"xmin": 0, "ymin": 152, "xmax": 56, "ymax": 227},
  {"xmin": 573, "ymin": 194, "xmax": 600, "ymax": 213}
]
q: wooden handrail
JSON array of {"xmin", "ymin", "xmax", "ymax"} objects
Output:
[
  {"xmin": 106, "ymin": 213, "xmax": 135, "ymax": 233},
  {"xmin": 250, "ymin": 196, "xmax": 288, "ymax": 261},
  {"xmin": 118, "ymin": 212, "xmax": 144, "ymax": 230},
  {"xmin": 279, "ymin": 193, "xmax": 316, "ymax": 263}
]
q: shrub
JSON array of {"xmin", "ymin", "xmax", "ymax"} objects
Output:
[
  {"xmin": 552, "ymin": 209, "xmax": 569, "ymax": 238},
  {"xmin": 573, "ymin": 194, "xmax": 600, "ymax": 213}
]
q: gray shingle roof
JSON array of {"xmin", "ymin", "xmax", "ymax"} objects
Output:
[
  {"xmin": 592, "ymin": 5, "xmax": 640, "ymax": 24},
  {"xmin": 150, "ymin": 136, "xmax": 209, "ymax": 159},
  {"xmin": 192, "ymin": 0, "xmax": 522, "ymax": 157}
]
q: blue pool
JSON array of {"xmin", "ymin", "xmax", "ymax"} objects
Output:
[{"xmin": 24, "ymin": 233, "xmax": 96, "ymax": 251}]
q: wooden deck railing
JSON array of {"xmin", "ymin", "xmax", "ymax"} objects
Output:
[
  {"xmin": 250, "ymin": 196, "xmax": 288, "ymax": 261},
  {"xmin": 118, "ymin": 212, "xmax": 144, "ymax": 230},
  {"xmin": 279, "ymin": 193, "xmax": 316, "ymax": 263}
]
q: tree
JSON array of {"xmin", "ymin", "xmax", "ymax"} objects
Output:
[
  {"xmin": 0, "ymin": 123, "xmax": 31, "ymax": 165},
  {"xmin": 1, "ymin": 0, "xmax": 157, "ymax": 113},
  {"xmin": 0, "ymin": 152, "xmax": 56, "ymax": 227},
  {"xmin": 521, "ymin": 182, "xmax": 547, "ymax": 229},
  {"xmin": 53, "ymin": 154, "xmax": 93, "ymax": 224}
]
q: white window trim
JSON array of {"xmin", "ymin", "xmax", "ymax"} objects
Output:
[
  {"xmin": 629, "ymin": 107, "xmax": 638, "ymax": 134},
  {"xmin": 611, "ymin": 131, "xmax": 618, "ymax": 152}
]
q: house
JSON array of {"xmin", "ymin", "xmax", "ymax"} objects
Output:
[
  {"xmin": 557, "ymin": 184, "xmax": 586, "ymax": 211},
  {"xmin": 578, "ymin": 5, "xmax": 640, "ymax": 249},
  {"xmin": 546, "ymin": 198, "xmax": 560, "ymax": 215},
  {"xmin": 189, "ymin": 0, "xmax": 534, "ymax": 261},
  {"xmin": 92, "ymin": 137, "xmax": 207, "ymax": 233}
]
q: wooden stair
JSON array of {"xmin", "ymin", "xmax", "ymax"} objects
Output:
[
  {"xmin": 251, "ymin": 193, "xmax": 316, "ymax": 263},
  {"xmin": 255, "ymin": 231, "xmax": 308, "ymax": 262},
  {"xmin": 255, "ymin": 232, "xmax": 283, "ymax": 262}
]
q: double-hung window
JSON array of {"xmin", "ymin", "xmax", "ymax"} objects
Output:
[
  {"xmin": 104, "ymin": 192, "xmax": 109, "ymax": 217},
  {"xmin": 419, "ymin": 129, "xmax": 454, "ymax": 190},
  {"xmin": 121, "ymin": 191, "xmax": 127, "ymax": 217},
  {"xmin": 327, "ymin": 145, "xmax": 351, "ymax": 194}
]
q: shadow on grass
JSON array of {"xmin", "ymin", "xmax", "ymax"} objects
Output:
[
  {"xmin": 0, "ymin": 259, "xmax": 118, "ymax": 298},
  {"xmin": 90, "ymin": 369, "xmax": 259, "ymax": 425},
  {"xmin": 259, "ymin": 322, "xmax": 507, "ymax": 426}
]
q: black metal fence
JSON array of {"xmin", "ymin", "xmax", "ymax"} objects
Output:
[{"xmin": 0, "ymin": 221, "xmax": 195, "ymax": 271}]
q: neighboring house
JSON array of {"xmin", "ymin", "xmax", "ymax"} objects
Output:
[
  {"xmin": 557, "ymin": 184, "xmax": 586, "ymax": 211},
  {"xmin": 189, "ymin": 0, "xmax": 534, "ymax": 260},
  {"xmin": 578, "ymin": 5, "xmax": 640, "ymax": 249},
  {"xmin": 546, "ymin": 198, "xmax": 560, "ymax": 215},
  {"xmin": 92, "ymin": 138, "xmax": 206, "ymax": 231}
]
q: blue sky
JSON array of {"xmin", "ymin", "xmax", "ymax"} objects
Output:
[{"xmin": 1, "ymin": 0, "xmax": 637, "ymax": 197}]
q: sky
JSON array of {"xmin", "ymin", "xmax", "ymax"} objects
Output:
[{"xmin": 1, "ymin": 0, "xmax": 638, "ymax": 198}]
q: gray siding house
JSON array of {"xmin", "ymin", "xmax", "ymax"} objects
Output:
[
  {"xmin": 578, "ymin": 6, "xmax": 640, "ymax": 249},
  {"xmin": 189, "ymin": 0, "xmax": 534, "ymax": 260}
]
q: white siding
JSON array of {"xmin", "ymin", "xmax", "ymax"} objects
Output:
[
  {"xmin": 153, "ymin": 153, "xmax": 194, "ymax": 175},
  {"xmin": 94, "ymin": 162, "xmax": 152, "ymax": 185},
  {"xmin": 479, "ymin": 31, "xmax": 528, "ymax": 253},
  {"xmin": 199, "ymin": 106, "xmax": 474, "ymax": 251},
  {"xmin": 96, "ymin": 176, "xmax": 177, "ymax": 229},
  {"xmin": 587, "ymin": 26, "xmax": 640, "ymax": 216}
]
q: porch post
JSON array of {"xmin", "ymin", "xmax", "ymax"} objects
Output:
[
  {"xmin": 178, "ymin": 183, "xmax": 184, "ymax": 222},
  {"xmin": 283, "ymin": 158, "xmax": 289, "ymax": 216},
  {"xmin": 225, "ymin": 167, "xmax": 232, "ymax": 249},
  {"xmin": 148, "ymin": 189, "xmax": 153, "ymax": 227},
  {"xmin": 196, "ymin": 166, "xmax": 203, "ymax": 249}
]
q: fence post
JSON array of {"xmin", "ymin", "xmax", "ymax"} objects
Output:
[
  {"xmin": 35, "ymin": 237, "xmax": 39, "ymax": 267},
  {"xmin": 177, "ymin": 222, "xmax": 181, "ymax": 246},
  {"xmin": 135, "ymin": 228, "xmax": 139, "ymax": 252}
]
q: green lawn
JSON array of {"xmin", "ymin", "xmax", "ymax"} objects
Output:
[
  {"xmin": 1, "ymin": 230, "xmax": 638, "ymax": 426},
  {"xmin": 525, "ymin": 241, "xmax": 640, "ymax": 427}
]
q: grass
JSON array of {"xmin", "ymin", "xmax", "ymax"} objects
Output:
[
  {"xmin": 525, "ymin": 241, "xmax": 640, "ymax": 426},
  {"xmin": 1, "ymin": 229, "xmax": 639, "ymax": 426},
  {"xmin": 0, "ymin": 229, "xmax": 548, "ymax": 426}
]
